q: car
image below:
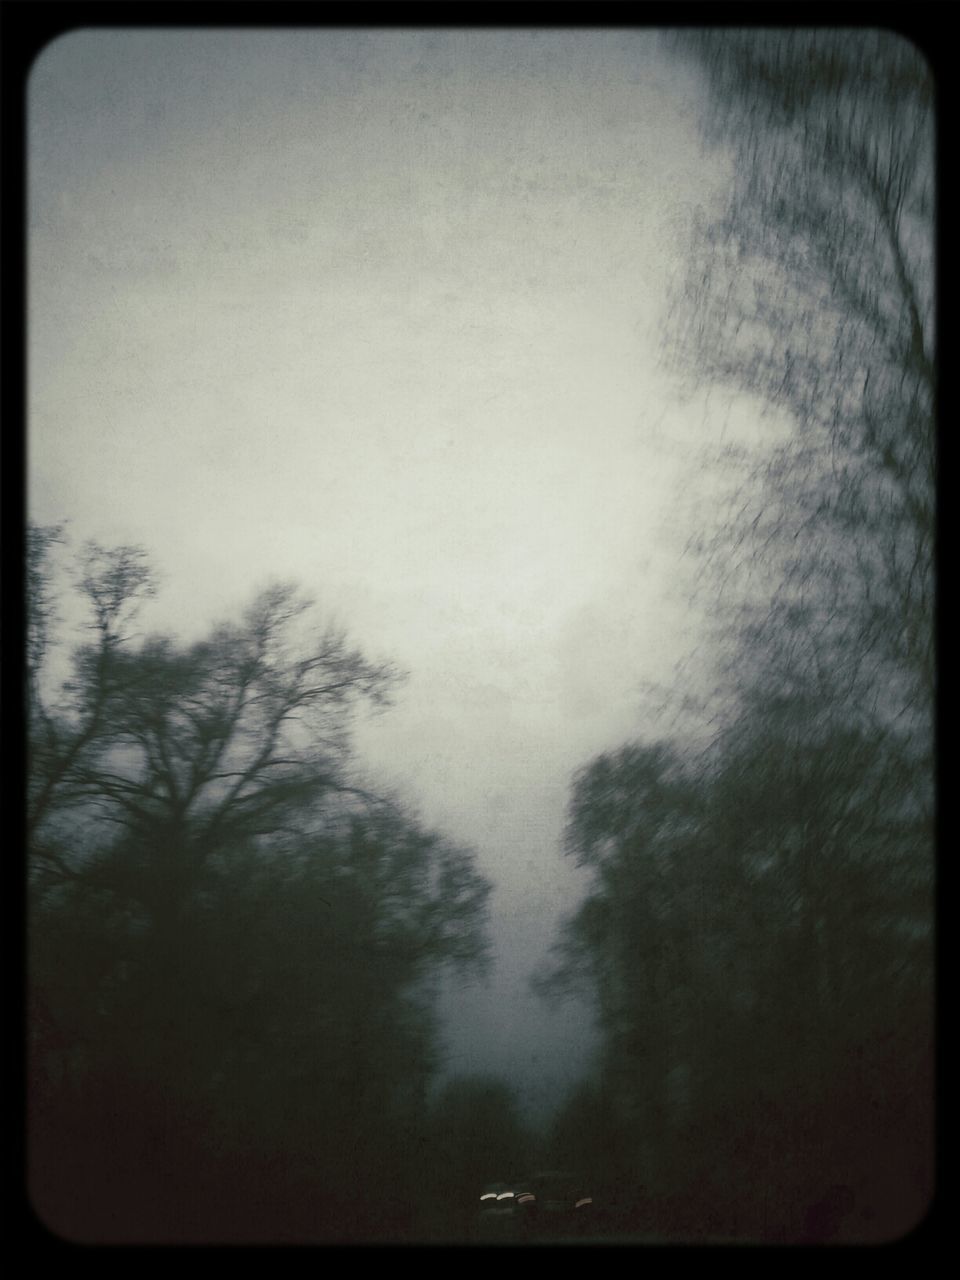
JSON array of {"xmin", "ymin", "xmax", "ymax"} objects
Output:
[{"xmin": 476, "ymin": 1181, "xmax": 523, "ymax": 1239}]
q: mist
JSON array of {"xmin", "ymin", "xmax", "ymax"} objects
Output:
[{"xmin": 27, "ymin": 27, "xmax": 934, "ymax": 1244}]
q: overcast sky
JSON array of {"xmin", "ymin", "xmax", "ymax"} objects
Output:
[{"xmin": 28, "ymin": 28, "xmax": 733, "ymax": 1124}]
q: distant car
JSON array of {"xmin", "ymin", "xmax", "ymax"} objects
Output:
[
  {"xmin": 514, "ymin": 1171, "xmax": 595, "ymax": 1237},
  {"xmin": 476, "ymin": 1181, "xmax": 522, "ymax": 1239}
]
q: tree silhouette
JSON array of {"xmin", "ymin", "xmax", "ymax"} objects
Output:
[
  {"xmin": 538, "ymin": 31, "xmax": 935, "ymax": 1242},
  {"xmin": 665, "ymin": 29, "xmax": 933, "ymax": 743},
  {"xmin": 27, "ymin": 528, "xmax": 491, "ymax": 1243}
]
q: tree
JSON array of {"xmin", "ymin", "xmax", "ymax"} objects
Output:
[
  {"xmin": 26, "ymin": 521, "xmax": 65, "ymax": 712},
  {"xmin": 535, "ymin": 744, "xmax": 713, "ymax": 1184},
  {"xmin": 29, "ymin": 539, "xmax": 398, "ymax": 885},
  {"xmin": 537, "ymin": 32, "xmax": 935, "ymax": 1239},
  {"xmin": 663, "ymin": 33, "xmax": 935, "ymax": 1234},
  {"xmin": 27, "ymin": 533, "xmax": 157, "ymax": 851},
  {"xmin": 27, "ymin": 529, "xmax": 492, "ymax": 1242},
  {"xmin": 540, "ymin": 721, "xmax": 932, "ymax": 1238},
  {"xmin": 664, "ymin": 29, "xmax": 934, "ymax": 740}
]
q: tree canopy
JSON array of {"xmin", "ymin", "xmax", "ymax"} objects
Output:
[
  {"xmin": 538, "ymin": 30, "xmax": 935, "ymax": 1243},
  {"xmin": 27, "ymin": 528, "xmax": 491, "ymax": 1243}
]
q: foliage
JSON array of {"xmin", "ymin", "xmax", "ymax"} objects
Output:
[
  {"xmin": 538, "ymin": 31, "xmax": 935, "ymax": 1243},
  {"xmin": 666, "ymin": 29, "xmax": 934, "ymax": 731},
  {"xmin": 27, "ymin": 529, "xmax": 491, "ymax": 1242}
]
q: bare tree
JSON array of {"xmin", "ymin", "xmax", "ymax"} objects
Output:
[
  {"xmin": 535, "ymin": 34, "xmax": 936, "ymax": 1239},
  {"xmin": 665, "ymin": 30, "xmax": 934, "ymax": 736},
  {"xmin": 27, "ymin": 530, "xmax": 493, "ymax": 1242},
  {"xmin": 28, "ymin": 535, "xmax": 399, "ymax": 907}
]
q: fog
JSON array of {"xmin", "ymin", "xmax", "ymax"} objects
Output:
[
  {"xmin": 27, "ymin": 26, "xmax": 934, "ymax": 1245},
  {"xmin": 29, "ymin": 29, "xmax": 725, "ymax": 1127}
]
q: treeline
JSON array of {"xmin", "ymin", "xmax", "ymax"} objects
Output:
[
  {"xmin": 541, "ymin": 728, "xmax": 932, "ymax": 1241},
  {"xmin": 27, "ymin": 532, "xmax": 493, "ymax": 1243},
  {"xmin": 539, "ymin": 31, "xmax": 934, "ymax": 1243}
]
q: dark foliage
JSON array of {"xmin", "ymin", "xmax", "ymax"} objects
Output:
[
  {"xmin": 538, "ymin": 31, "xmax": 934, "ymax": 1244},
  {"xmin": 27, "ymin": 532, "xmax": 492, "ymax": 1243}
]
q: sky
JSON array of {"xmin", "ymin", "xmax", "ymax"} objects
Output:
[{"xmin": 28, "ymin": 28, "xmax": 734, "ymax": 1125}]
